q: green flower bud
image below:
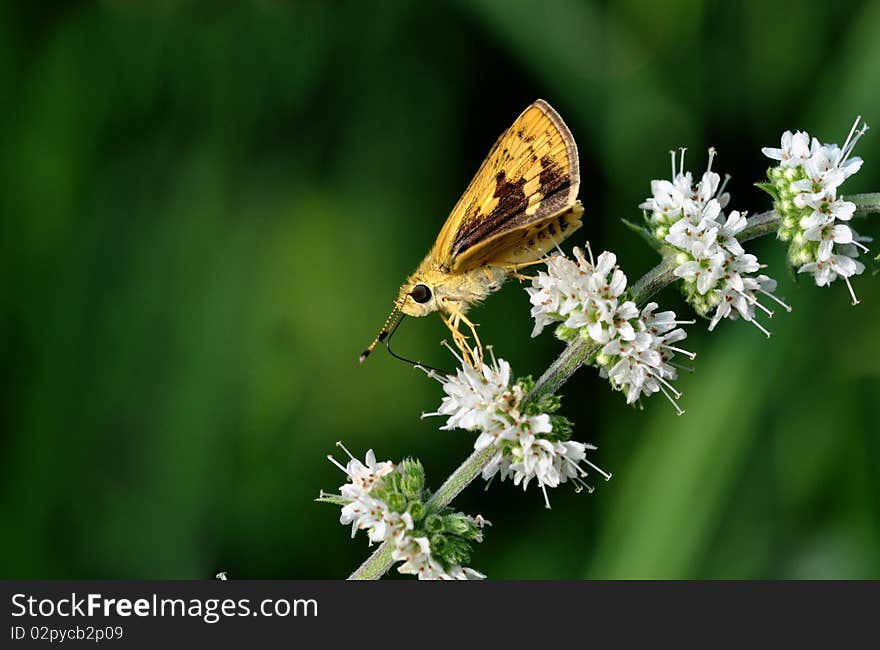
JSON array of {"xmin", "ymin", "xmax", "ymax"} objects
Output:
[
  {"xmin": 397, "ymin": 458, "xmax": 425, "ymax": 499},
  {"xmin": 555, "ymin": 325, "xmax": 577, "ymax": 342},
  {"xmin": 531, "ymin": 392, "xmax": 561, "ymax": 415},
  {"xmin": 408, "ymin": 501, "xmax": 425, "ymax": 522},
  {"xmin": 790, "ymin": 246, "xmax": 814, "ymax": 266},
  {"xmin": 443, "ymin": 514, "xmax": 474, "ymax": 537},
  {"xmin": 387, "ymin": 492, "xmax": 406, "ymax": 513},
  {"xmin": 430, "ymin": 534, "xmax": 448, "ymax": 556},
  {"xmin": 516, "ymin": 375, "xmax": 536, "ymax": 394},
  {"xmin": 549, "ymin": 414, "xmax": 573, "ymax": 440},
  {"xmin": 425, "ymin": 514, "xmax": 444, "ymax": 534},
  {"xmin": 441, "ymin": 536, "xmax": 472, "ymax": 567}
]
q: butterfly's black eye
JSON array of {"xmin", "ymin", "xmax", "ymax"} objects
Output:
[{"xmin": 411, "ymin": 284, "xmax": 432, "ymax": 303}]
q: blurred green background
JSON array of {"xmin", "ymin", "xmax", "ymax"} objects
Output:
[{"xmin": 2, "ymin": 0, "xmax": 878, "ymax": 580}]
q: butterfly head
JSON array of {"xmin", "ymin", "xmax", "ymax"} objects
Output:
[
  {"xmin": 357, "ymin": 285, "xmax": 431, "ymax": 366},
  {"xmin": 358, "ymin": 271, "xmax": 446, "ymax": 363},
  {"xmin": 397, "ymin": 276, "xmax": 440, "ymax": 317}
]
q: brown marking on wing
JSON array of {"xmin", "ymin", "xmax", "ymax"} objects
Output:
[
  {"xmin": 451, "ymin": 202, "xmax": 584, "ymax": 271},
  {"xmin": 539, "ymin": 154, "xmax": 563, "ymax": 192},
  {"xmin": 449, "ymin": 143, "xmax": 574, "ymax": 262},
  {"xmin": 451, "ymin": 170, "xmax": 528, "ymax": 256}
]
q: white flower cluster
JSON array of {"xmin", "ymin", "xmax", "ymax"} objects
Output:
[
  {"xmin": 641, "ymin": 148, "xmax": 790, "ymax": 335},
  {"xmin": 325, "ymin": 443, "xmax": 484, "ymax": 580},
  {"xmin": 526, "ymin": 246, "xmax": 693, "ymax": 413},
  {"xmin": 328, "ymin": 447, "xmax": 408, "ymax": 544},
  {"xmin": 762, "ymin": 118, "xmax": 871, "ymax": 304},
  {"xmin": 422, "ymin": 346, "xmax": 609, "ymax": 508},
  {"xmin": 528, "ymin": 248, "xmax": 636, "ymax": 341}
]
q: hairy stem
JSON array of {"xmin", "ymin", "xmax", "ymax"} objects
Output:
[
  {"xmin": 349, "ymin": 195, "xmax": 878, "ymax": 580},
  {"xmin": 849, "ymin": 192, "xmax": 880, "ymax": 214}
]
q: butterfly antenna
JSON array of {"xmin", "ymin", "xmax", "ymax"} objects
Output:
[{"xmin": 359, "ymin": 302, "xmax": 404, "ymax": 363}]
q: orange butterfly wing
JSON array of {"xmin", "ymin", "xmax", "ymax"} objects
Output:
[{"xmin": 431, "ymin": 99, "xmax": 581, "ymax": 272}]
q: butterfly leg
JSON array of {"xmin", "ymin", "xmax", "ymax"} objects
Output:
[
  {"xmin": 501, "ymin": 258, "xmax": 550, "ymax": 271},
  {"xmin": 438, "ymin": 300, "xmax": 484, "ymax": 368},
  {"xmin": 512, "ymin": 258, "xmax": 549, "ymax": 267},
  {"xmin": 439, "ymin": 309, "xmax": 478, "ymax": 367},
  {"xmin": 445, "ymin": 303, "xmax": 483, "ymax": 367},
  {"xmin": 458, "ymin": 311, "xmax": 484, "ymax": 366},
  {"xmin": 499, "ymin": 259, "xmax": 548, "ymax": 283}
]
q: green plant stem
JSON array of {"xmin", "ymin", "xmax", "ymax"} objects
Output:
[
  {"xmin": 849, "ymin": 192, "xmax": 880, "ymax": 214},
  {"xmin": 349, "ymin": 194, "xmax": 879, "ymax": 580}
]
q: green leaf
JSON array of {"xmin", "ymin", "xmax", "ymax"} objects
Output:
[
  {"xmin": 754, "ymin": 181, "xmax": 778, "ymax": 201},
  {"xmin": 314, "ymin": 495, "xmax": 347, "ymax": 507},
  {"xmin": 622, "ymin": 218, "xmax": 664, "ymax": 253}
]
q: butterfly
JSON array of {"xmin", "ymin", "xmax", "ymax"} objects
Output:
[{"xmin": 360, "ymin": 99, "xmax": 583, "ymax": 367}]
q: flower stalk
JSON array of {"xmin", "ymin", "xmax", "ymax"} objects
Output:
[{"xmin": 349, "ymin": 195, "xmax": 879, "ymax": 580}]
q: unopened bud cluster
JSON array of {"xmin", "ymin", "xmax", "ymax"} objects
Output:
[{"xmin": 320, "ymin": 444, "xmax": 486, "ymax": 579}]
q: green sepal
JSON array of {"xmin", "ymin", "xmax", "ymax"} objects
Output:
[
  {"xmin": 555, "ymin": 324, "xmax": 578, "ymax": 342},
  {"xmin": 398, "ymin": 458, "xmax": 426, "ymax": 500},
  {"xmin": 526, "ymin": 390, "xmax": 562, "ymax": 417},
  {"xmin": 425, "ymin": 514, "xmax": 444, "ymax": 534},
  {"xmin": 386, "ymin": 492, "xmax": 406, "ymax": 513},
  {"xmin": 442, "ymin": 513, "xmax": 482, "ymax": 541},
  {"xmin": 430, "ymin": 534, "xmax": 472, "ymax": 571},
  {"xmin": 548, "ymin": 414, "xmax": 574, "ymax": 442},
  {"xmin": 515, "ymin": 375, "xmax": 535, "ymax": 395}
]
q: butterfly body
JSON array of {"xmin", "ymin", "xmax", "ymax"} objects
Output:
[
  {"xmin": 397, "ymin": 263, "xmax": 505, "ymax": 318},
  {"xmin": 361, "ymin": 100, "xmax": 583, "ymax": 366},
  {"xmin": 398, "ymin": 203, "xmax": 584, "ymax": 319}
]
